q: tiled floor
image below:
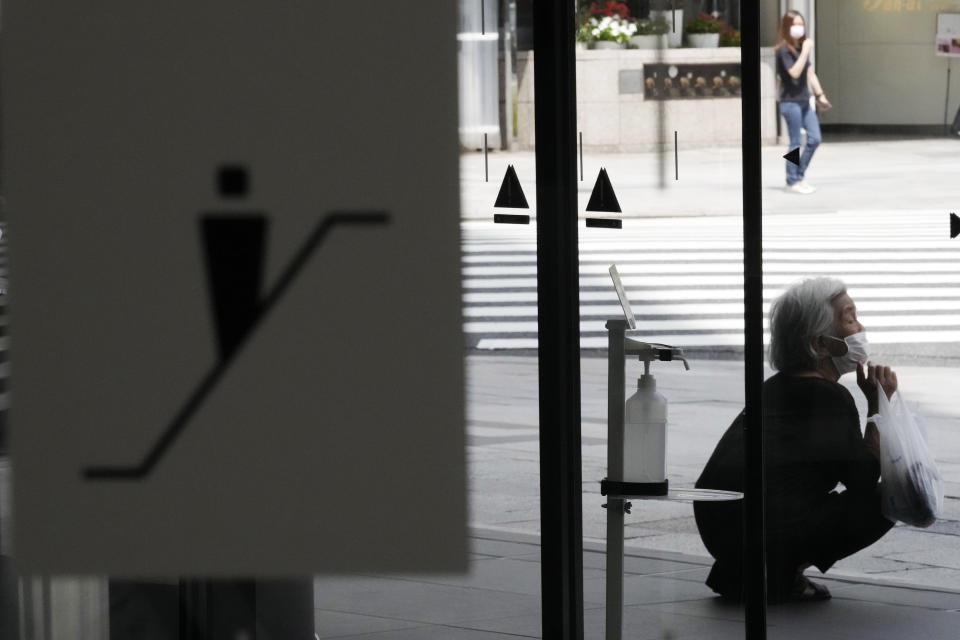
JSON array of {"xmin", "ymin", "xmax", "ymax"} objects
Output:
[{"xmin": 312, "ymin": 527, "xmax": 960, "ymax": 639}]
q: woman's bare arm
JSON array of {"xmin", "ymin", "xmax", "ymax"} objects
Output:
[
  {"xmin": 808, "ymin": 68, "xmax": 832, "ymax": 109},
  {"xmin": 808, "ymin": 68, "xmax": 824, "ymax": 97}
]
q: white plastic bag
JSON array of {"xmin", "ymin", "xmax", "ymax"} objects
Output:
[{"xmin": 874, "ymin": 389, "xmax": 943, "ymax": 527}]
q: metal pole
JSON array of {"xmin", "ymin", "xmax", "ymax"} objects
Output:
[
  {"xmin": 533, "ymin": 1, "xmax": 584, "ymax": 638},
  {"xmin": 605, "ymin": 320, "xmax": 627, "ymax": 640},
  {"xmin": 674, "ymin": 131, "xmax": 678, "ymax": 181},
  {"xmin": 580, "ymin": 131, "xmax": 584, "ymax": 182},
  {"xmin": 741, "ymin": 0, "xmax": 767, "ymax": 637},
  {"xmin": 656, "ymin": 24, "xmax": 666, "ymax": 189},
  {"xmin": 484, "ymin": 133, "xmax": 489, "ymax": 182},
  {"xmin": 944, "ymin": 63, "xmax": 952, "ymax": 136}
]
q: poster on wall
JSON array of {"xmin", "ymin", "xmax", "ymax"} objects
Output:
[{"xmin": 936, "ymin": 13, "xmax": 960, "ymax": 56}]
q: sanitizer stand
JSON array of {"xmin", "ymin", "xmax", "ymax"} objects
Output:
[
  {"xmin": 603, "ymin": 318, "xmax": 631, "ymax": 640},
  {"xmin": 601, "ymin": 319, "xmax": 741, "ymax": 640}
]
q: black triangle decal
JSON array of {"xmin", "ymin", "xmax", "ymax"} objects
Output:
[
  {"xmin": 586, "ymin": 168, "xmax": 622, "ymax": 213},
  {"xmin": 494, "ymin": 165, "xmax": 529, "ymax": 209},
  {"xmin": 951, "ymin": 212, "xmax": 959, "ymax": 239},
  {"xmin": 783, "ymin": 147, "xmax": 800, "ymax": 166}
]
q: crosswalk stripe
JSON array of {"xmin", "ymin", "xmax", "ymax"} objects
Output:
[
  {"xmin": 464, "ymin": 250, "xmax": 960, "ymax": 263},
  {"xmin": 463, "ymin": 299, "xmax": 960, "ymax": 318},
  {"xmin": 475, "ymin": 336, "xmax": 750, "ymax": 351},
  {"xmin": 462, "ymin": 213, "xmax": 960, "ymax": 350},
  {"xmin": 464, "ymin": 273, "xmax": 960, "ymax": 289},
  {"xmin": 477, "ymin": 330, "xmax": 960, "ymax": 351},
  {"xmin": 465, "ymin": 314, "xmax": 960, "ymax": 334},
  {"xmin": 464, "ymin": 287, "xmax": 960, "ymax": 303},
  {"xmin": 463, "ymin": 262, "xmax": 960, "ymax": 276}
]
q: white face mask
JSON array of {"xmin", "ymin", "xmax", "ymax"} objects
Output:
[
  {"xmin": 790, "ymin": 25, "xmax": 805, "ymax": 39},
  {"xmin": 826, "ymin": 331, "xmax": 869, "ymax": 376}
]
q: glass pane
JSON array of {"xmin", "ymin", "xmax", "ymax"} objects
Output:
[
  {"xmin": 326, "ymin": 0, "xmax": 547, "ymax": 636},
  {"xmin": 575, "ymin": 0, "xmax": 748, "ymax": 637},
  {"xmin": 317, "ymin": 0, "xmax": 549, "ymax": 636},
  {"xmin": 4, "ymin": 2, "xmax": 473, "ymax": 639},
  {"xmin": 764, "ymin": 1, "xmax": 960, "ymax": 636}
]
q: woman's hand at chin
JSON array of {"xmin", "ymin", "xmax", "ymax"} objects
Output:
[{"xmin": 857, "ymin": 361, "xmax": 897, "ymax": 414}]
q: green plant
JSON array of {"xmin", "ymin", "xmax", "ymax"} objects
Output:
[
  {"xmin": 576, "ymin": 21, "xmax": 594, "ymax": 43},
  {"xmin": 634, "ymin": 17, "xmax": 670, "ymax": 36},
  {"xmin": 685, "ymin": 12, "xmax": 724, "ymax": 34},
  {"xmin": 577, "ymin": 0, "xmax": 593, "ymax": 25},
  {"xmin": 719, "ymin": 27, "xmax": 741, "ymax": 46}
]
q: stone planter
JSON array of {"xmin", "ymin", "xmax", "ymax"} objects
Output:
[
  {"xmin": 629, "ymin": 34, "xmax": 668, "ymax": 49},
  {"xmin": 650, "ymin": 9, "xmax": 682, "ymax": 48},
  {"xmin": 687, "ymin": 32, "xmax": 720, "ymax": 48},
  {"xmin": 590, "ymin": 40, "xmax": 624, "ymax": 50},
  {"xmin": 514, "ymin": 48, "xmax": 780, "ymax": 151}
]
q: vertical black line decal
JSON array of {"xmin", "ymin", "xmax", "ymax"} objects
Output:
[
  {"xmin": 484, "ymin": 133, "xmax": 489, "ymax": 182},
  {"xmin": 579, "ymin": 132, "xmax": 584, "ymax": 181}
]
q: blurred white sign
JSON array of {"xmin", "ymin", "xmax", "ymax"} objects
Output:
[{"xmin": 936, "ymin": 13, "xmax": 960, "ymax": 56}]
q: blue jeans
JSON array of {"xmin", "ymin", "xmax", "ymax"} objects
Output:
[{"xmin": 779, "ymin": 100, "xmax": 821, "ymax": 186}]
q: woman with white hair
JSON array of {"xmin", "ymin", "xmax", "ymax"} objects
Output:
[{"xmin": 693, "ymin": 277, "xmax": 897, "ymax": 603}]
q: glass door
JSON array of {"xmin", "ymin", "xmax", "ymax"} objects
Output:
[
  {"xmin": 763, "ymin": 1, "xmax": 960, "ymax": 637},
  {"xmin": 574, "ymin": 0, "xmax": 749, "ymax": 637}
]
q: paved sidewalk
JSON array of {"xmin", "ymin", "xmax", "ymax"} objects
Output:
[
  {"xmin": 466, "ymin": 354, "xmax": 960, "ymax": 591},
  {"xmin": 461, "ymin": 137, "xmax": 960, "ymax": 220},
  {"xmin": 312, "ymin": 526, "xmax": 960, "ymax": 639}
]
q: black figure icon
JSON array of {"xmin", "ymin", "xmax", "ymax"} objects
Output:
[
  {"xmin": 493, "ymin": 164, "xmax": 531, "ymax": 225},
  {"xmin": 585, "ymin": 168, "xmax": 623, "ymax": 229},
  {"xmin": 82, "ymin": 166, "xmax": 390, "ymax": 480}
]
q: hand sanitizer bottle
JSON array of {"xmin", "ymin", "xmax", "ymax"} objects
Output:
[{"xmin": 623, "ymin": 368, "xmax": 667, "ymax": 483}]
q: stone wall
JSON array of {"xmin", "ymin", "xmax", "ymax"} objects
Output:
[
  {"xmin": 815, "ymin": 0, "xmax": 960, "ymax": 127},
  {"xmin": 516, "ymin": 47, "xmax": 779, "ymax": 151}
]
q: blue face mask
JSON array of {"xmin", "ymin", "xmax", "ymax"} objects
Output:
[{"xmin": 826, "ymin": 331, "xmax": 869, "ymax": 376}]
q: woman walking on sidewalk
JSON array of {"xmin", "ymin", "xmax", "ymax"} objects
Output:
[{"xmin": 776, "ymin": 10, "xmax": 831, "ymax": 194}]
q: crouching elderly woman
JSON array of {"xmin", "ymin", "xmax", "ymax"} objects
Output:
[{"xmin": 694, "ymin": 277, "xmax": 897, "ymax": 603}]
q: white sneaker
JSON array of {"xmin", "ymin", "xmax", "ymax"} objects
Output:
[
  {"xmin": 787, "ymin": 182, "xmax": 815, "ymax": 194},
  {"xmin": 798, "ymin": 180, "xmax": 817, "ymax": 193}
]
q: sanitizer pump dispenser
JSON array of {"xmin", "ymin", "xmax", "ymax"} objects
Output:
[{"xmin": 623, "ymin": 346, "xmax": 689, "ymax": 484}]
